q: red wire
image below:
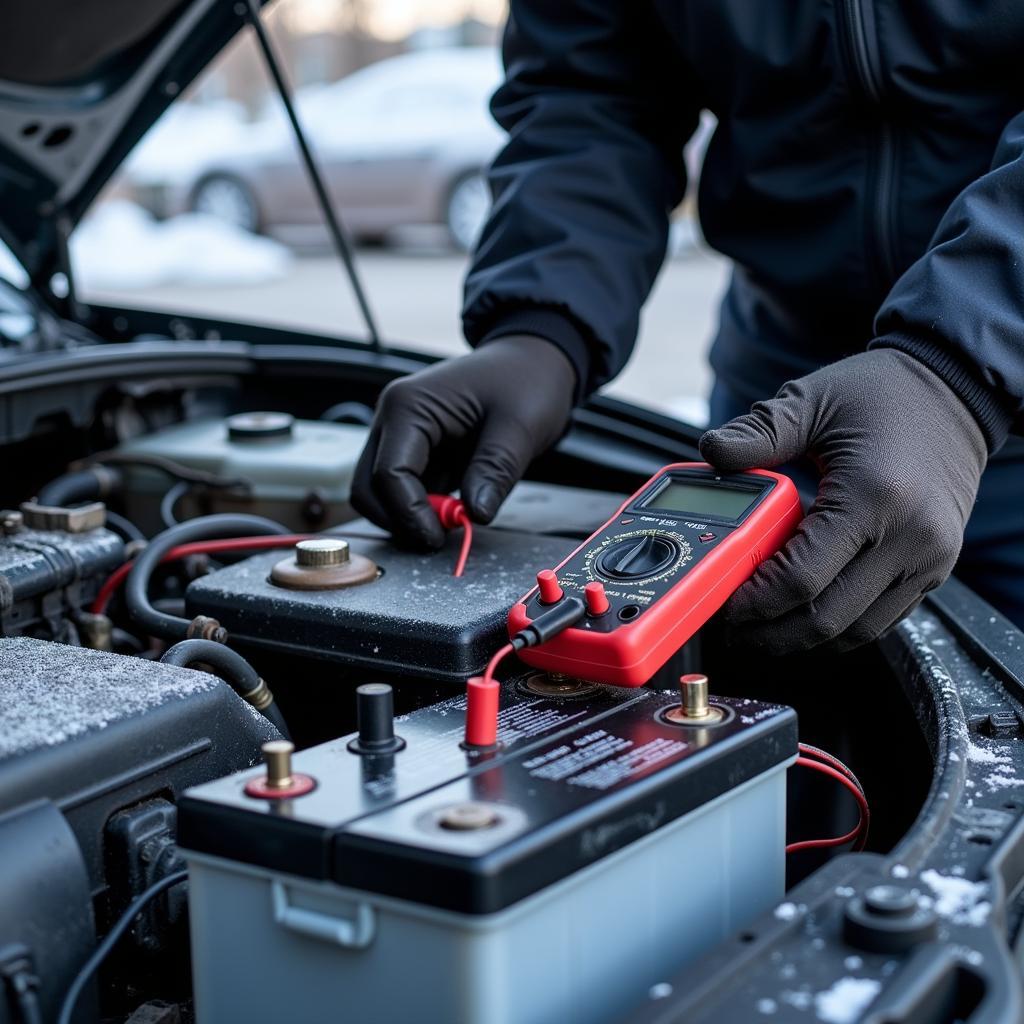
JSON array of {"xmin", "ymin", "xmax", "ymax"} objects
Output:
[
  {"xmin": 483, "ymin": 642, "xmax": 515, "ymax": 685},
  {"xmin": 452, "ymin": 513, "xmax": 473, "ymax": 577},
  {"xmin": 798, "ymin": 743, "xmax": 862, "ymax": 788},
  {"xmin": 785, "ymin": 823, "xmax": 862, "ymax": 855},
  {"xmin": 798, "ymin": 743, "xmax": 870, "ymax": 851},
  {"xmin": 786, "ymin": 755, "xmax": 871, "ymax": 855},
  {"xmin": 91, "ymin": 534, "xmax": 316, "ymax": 616}
]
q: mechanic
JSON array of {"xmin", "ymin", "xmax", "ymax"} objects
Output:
[{"xmin": 353, "ymin": 3, "xmax": 1024, "ymax": 651}]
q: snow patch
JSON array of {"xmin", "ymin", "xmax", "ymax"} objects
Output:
[
  {"xmin": 814, "ymin": 978, "xmax": 881, "ymax": 1023},
  {"xmin": 921, "ymin": 870, "xmax": 990, "ymax": 926},
  {"xmin": 967, "ymin": 741, "xmax": 1007, "ymax": 765},
  {"xmin": 72, "ymin": 200, "xmax": 292, "ymax": 290},
  {"xmin": 774, "ymin": 902, "xmax": 802, "ymax": 921}
]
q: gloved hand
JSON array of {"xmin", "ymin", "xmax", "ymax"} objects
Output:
[
  {"xmin": 699, "ymin": 349, "xmax": 987, "ymax": 652},
  {"xmin": 352, "ymin": 335, "xmax": 576, "ymax": 548}
]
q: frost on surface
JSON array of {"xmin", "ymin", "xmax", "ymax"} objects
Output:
[
  {"xmin": 814, "ymin": 978, "xmax": 881, "ymax": 1023},
  {"xmin": 920, "ymin": 869, "xmax": 990, "ymax": 927},
  {"xmin": 0, "ymin": 636, "xmax": 219, "ymax": 757}
]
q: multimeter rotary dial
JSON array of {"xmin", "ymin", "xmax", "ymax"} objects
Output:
[{"xmin": 587, "ymin": 530, "xmax": 692, "ymax": 584}]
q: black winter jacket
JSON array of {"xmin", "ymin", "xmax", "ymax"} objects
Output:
[{"xmin": 462, "ymin": 1, "xmax": 1024, "ymax": 450}]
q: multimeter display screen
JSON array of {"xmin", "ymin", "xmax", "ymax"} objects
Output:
[{"xmin": 642, "ymin": 480, "xmax": 760, "ymax": 520}]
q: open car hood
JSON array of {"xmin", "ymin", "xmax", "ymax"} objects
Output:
[{"xmin": 0, "ymin": 0, "xmax": 262, "ymax": 295}]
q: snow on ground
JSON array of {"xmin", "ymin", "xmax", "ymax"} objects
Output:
[
  {"xmin": 71, "ymin": 201, "xmax": 292, "ymax": 291},
  {"xmin": 814, "ymin": 978, "xmax": 881, "ymax": 1024}
]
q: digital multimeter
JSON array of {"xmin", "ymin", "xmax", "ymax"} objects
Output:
[{"xmin": 507, "ymin": 462, "xmax": 803, "ymax": 686}]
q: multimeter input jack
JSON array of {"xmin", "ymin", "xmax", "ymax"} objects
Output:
[{"xmin": 617, "ymin": 605, "xmax": 641, "ymax": 622}]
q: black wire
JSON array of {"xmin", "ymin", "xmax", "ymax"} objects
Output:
[
  {"xmin": 242, "ymin": 0, "xmax": 383, "ymax": 352},
  {"xmin": 104, "ymin": 509, "xmax": 146, "ymax": 544},
  {"xmin": 13, "ymin": 984, "xmax": 43, "ymax": 1024},
  {"xmin": 160, "ymin": 481, "xmax": 191, "ymax": 529},
  {"xmin": 57, "ymin": 870, "xmax": 188, "ymax": 1024},
  {"xmin": 3, "ymin": 970, "xmax": 42, "ymax": 1024},
  {"xmin": 319, "ymin": 401, "xmax": 374, "ymax": 426}
]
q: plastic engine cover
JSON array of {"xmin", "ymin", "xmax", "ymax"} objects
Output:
[{"xmin": 0, "ymin": 636, "xmax": 279, "ymax": 893}]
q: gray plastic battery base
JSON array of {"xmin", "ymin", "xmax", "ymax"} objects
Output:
[{"xmin": 186, "ymin": 761, "xmax": 790, "ymax": 1024}]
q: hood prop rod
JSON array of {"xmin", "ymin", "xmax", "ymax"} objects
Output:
[{"xmin": 240, "ymin": 0, "xmax": 383, "ymax": 352}]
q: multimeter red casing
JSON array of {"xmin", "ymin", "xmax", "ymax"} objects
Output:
[{"xmin": 507, "ymin": 462, "xmax": 802, "ymax": 686}]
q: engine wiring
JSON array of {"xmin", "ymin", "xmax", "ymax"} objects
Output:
[{"xmin": 92, "ymin": 533, "xmax": 317, "ymax": 616}]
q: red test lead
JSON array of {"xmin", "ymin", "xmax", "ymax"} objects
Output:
[{"xmin": 428, "ymin": 494, "xmax": 474, "ymax": 577}]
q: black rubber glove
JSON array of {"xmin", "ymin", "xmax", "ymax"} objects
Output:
[
  {"xmin": 699, "ymin": 349, "xmax": 987, "ymax": 653},
  {"xmin": 352, "ymin": 335, "xmax": 576, "ymax": 548}
]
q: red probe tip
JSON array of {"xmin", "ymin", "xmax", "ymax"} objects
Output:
[
  {"xmin": 427, "ymin": 493, "xmax": 465, "ymax": 530},
  {"xmin": 427, "ymin": 494, "xmax": 473, "ymax": 577},
  {"xmin": 536, "ymin": 569, "xmax": 564, "ymax": 604},
  {"xmin": 584, "ymin": 581, "xmax": 610, "ymax": 616},
  {"xmin": 464, "ymin": 676, "xmax": 500, "ymax": 747}
]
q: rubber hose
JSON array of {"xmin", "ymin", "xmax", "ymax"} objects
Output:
[
  {"xmin": 126, "ymin": 514, "xmax": 291, "ymax": 641},
  {"xmin": 37, "ymin": 466, "xmax": 121, "ymax": 506},
  {"xmin": 160, "ymin": 638, "xmax": 291, "ymax": 739},
  {"xmin": 263, "ymin": 702, "xmax": 291, "ymax": 739}
]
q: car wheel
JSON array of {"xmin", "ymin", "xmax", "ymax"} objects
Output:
[
  {"xmin": 190, "ymin": 174, "xmax": 261, "ymax": 234},
  {"xmin": 446, "ymin": 171, "xmax": 490, "ymax": 252}
]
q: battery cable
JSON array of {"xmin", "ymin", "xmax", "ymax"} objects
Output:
[{"xmin": 788, "ymin": 745, "xmax": 870, "ymax": 853}]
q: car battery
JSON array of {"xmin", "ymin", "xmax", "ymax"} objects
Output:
[
  {"xmin": 180, "ymin": 679, "xmax": 797, "ymax": 1024},
  {"xmin": 115, "ymin": 412, "xmax": 368, "ymax": 532},
  {"xmin": 184, "ymin": 521, "xmax": 577, "ymax": 681}
]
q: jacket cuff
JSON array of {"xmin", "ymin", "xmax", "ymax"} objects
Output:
[
  {"xmin": 869, "ymin": 333, "xmax": 1015, "ymax": 452},
  {"xmin": 470, "ymin": 307, "xmax": 594, "ymax": 404}
]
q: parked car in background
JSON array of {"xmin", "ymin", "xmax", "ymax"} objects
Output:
[{"xmin": 124, "ymin": 47, "xmax": 503, "ymax": 250}]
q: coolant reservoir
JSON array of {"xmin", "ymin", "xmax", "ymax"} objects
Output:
[{"xmin": 117, "ymin": 412, "xmax": 368, "ymax": 532}]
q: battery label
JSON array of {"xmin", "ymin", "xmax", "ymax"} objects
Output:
[{"xmin": 524, "ymin": 728, "xmax": 688, "ymax": 790}]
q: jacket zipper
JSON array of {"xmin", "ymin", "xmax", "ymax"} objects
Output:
[{"xmin": 837, "ymin": 0, "xmax": 898, "ymax": 289}]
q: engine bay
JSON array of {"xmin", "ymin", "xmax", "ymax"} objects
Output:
[{"xmin": 3, "ymin": 381, "xmax": 1021, "ymax": 1024}]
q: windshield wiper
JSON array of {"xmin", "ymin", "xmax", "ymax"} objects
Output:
[{"xmin": 242, "ymin": 0, "xmax": 383, "ymax": 352}]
